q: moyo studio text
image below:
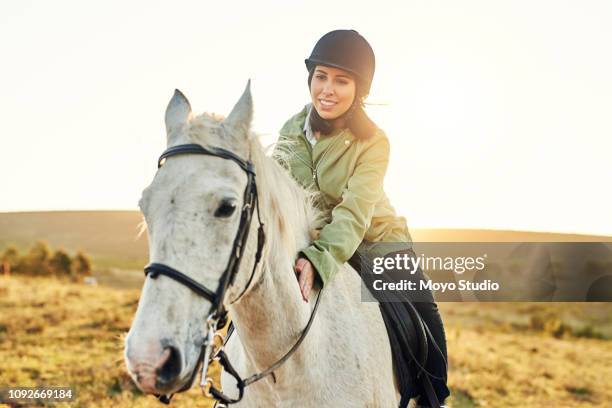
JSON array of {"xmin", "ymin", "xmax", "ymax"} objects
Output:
[{"xmin": 372, "ymin": 279, "xmax": 500, "ymax": 292}]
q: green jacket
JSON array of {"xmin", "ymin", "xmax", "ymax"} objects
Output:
[{"xmin": 272, "ymin": 105, "xmax": 412, "ymax": 286}]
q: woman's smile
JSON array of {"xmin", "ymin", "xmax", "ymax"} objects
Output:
[{"xmin": 318, "ymin": 98, "xmax": 338, "ymax": 110}]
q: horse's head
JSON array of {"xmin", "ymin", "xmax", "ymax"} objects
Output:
[{"xmin": 124, "ymin": 83, "xmax": 260, "ymax": 396}]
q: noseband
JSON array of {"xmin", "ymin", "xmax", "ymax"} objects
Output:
[{"xmin": 142, "ymin": 142, "xmax": 322, "ymax": 406}]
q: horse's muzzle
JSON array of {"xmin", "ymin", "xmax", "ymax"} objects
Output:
[{"xmin": 127, "ymin": 343, "xmax": 183, "ymax": 394}]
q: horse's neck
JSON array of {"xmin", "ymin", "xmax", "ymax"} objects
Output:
[
  {"xmin": 229, "ymin": 248, "xmax": 314, "ymax": 373},
  {"xmin": 228, "ymin": 151, "xmax": 316, "ymax": 374}
]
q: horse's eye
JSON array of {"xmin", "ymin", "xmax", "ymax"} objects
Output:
[{"xmin": 214, "ymin": 199, "xmax": 237, "ymax": 218}]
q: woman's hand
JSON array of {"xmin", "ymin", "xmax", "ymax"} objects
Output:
[{"xmin": 294, "ymin": 257, "xmax": 315, "ymax": 302}]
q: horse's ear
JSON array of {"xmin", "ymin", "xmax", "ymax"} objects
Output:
[
  {"xmin": 223, "ymin": 80, "xmax": 253, "ymax": 140},
  {"xmin": 165, "ymin": 89, "xmax": 192, "ymax": 138}
]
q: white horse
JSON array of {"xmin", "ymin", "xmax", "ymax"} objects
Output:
[{"xmin": 124, "ymin": 83, "xmax": 408, "ymax": 407}]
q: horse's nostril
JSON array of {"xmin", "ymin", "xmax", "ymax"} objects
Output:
[{"xmin": 157, "ymin": 346, "xmax": 182, "ymax": 385}]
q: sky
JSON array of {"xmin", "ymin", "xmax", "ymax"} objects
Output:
[{"xmin": 1, "ymin": 0, "xmax": 611, "ymax": 236}]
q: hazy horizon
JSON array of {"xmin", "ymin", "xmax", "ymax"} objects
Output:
[{"xmin": 1, "ymin": 209, "xmax": 611, "ymax": 239}]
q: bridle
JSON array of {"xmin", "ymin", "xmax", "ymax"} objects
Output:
[{"xmin": 142, "ymin": 142, "xmax": 322, "ymax": 406}]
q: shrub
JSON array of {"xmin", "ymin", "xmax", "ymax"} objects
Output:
[
  {"xmin": 50, "ymin": 249, "xmax": 73, "ymax": 277},
  {"xmin": 1, "ymin": 242, "xmax": 93, "ymax": 281},
  {"xmin": 25, "ymin": 241, "xmax": 52, "ymax": 276},
  {"xmin": 1, "ymin": 246, "xmax": 19, "ymax": 275},
  {"xmin": 72, "ymin": 251, "xmax": 92, "ymax": 280}
]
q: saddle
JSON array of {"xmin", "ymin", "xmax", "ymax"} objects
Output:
[{"xmin": 348, "ymin": 245, "xmax": 441, "ymax": 408}]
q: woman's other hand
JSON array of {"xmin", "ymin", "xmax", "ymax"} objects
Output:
[{"xmin": 294, "ymin": 257, "xmax": 315, "ymax": 302}]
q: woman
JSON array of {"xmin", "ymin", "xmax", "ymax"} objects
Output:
[{"xmin": 272, "ymin": 30, "xmax": 449, "ymax": 407}]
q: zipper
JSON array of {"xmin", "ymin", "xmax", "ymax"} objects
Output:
[
  {"xmin": 294, "ymin": 133, "xmax": 315, "ymax": 175},
  {"xmin": 312, "ymin": 130, "xmax": 345, "ymax": 186},
  {"xmin": 292, "ymin": 129, "xmax": 347, "ymax": 189}
]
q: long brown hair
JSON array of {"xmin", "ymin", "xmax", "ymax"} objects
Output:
[{"xmin": 308, "ymin": 68, "xmax": 378, "ymax": 140}]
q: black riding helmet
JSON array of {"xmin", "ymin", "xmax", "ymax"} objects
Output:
[{"xmin": 305, "ymin": 29, "xmax": 376, "ymax": 96}]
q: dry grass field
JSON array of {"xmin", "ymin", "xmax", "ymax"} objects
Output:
[
  {"xmin": 1, "ymin": 276, "xmax": 611, "ymax": 407},
  {"xmin": 1, "ymin": 211, "xmax": 611, "ymax": 407},
  {"xmin": 0, "ymin": 276, "xmax": 219, "ymax": 408}
]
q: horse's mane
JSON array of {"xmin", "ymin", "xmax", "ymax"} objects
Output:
[{"xmin": 188, "ymin": 113, "xmax": 323, "ymax": 258}]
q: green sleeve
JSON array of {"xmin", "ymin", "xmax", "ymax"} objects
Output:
[{"xmin": 301, "ymin": 134, "xmax": 390, "ymax": 286}]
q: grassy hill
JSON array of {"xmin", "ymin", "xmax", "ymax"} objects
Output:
[
  {"xmin": 2, "ymin": 210, "xmax": 610, "ymax": 291},
  {"xmin": 1, "ymin": 210, "xmax": 610, "ymax": 268},
  {"xmin": 0, "ymin": 211, "xmax": 148, "ymax": 270}
]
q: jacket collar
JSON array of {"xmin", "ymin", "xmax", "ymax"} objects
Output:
[{"xmin": 279, "ymin": 105, "xmax": 309, "ymax": 137}]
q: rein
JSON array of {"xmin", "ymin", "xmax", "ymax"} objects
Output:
[{"xmin": 142, "ymin": 143, "xmax": 322, "ymax": 406}]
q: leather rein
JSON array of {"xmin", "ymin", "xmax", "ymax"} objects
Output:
[{"xmin": 142, "ymin": 143, "xmax": 322, "ymax": 406}]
